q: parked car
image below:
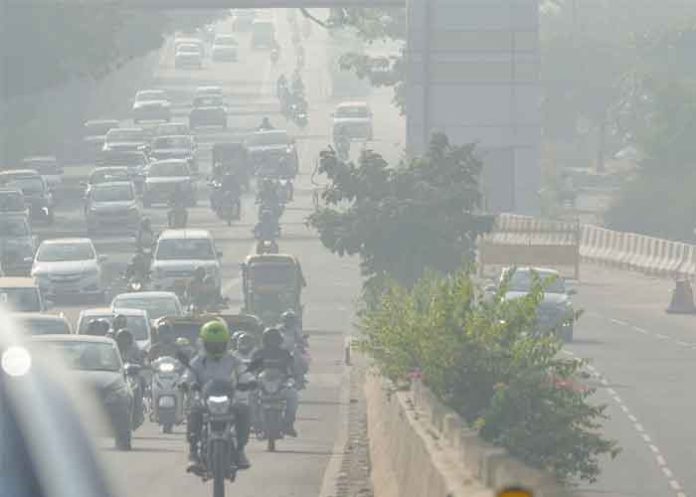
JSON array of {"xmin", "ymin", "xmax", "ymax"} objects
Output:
[
  {"xmin": 150, "ymin": 135, "xmax": 198, "ymax": 171},
  {"xmin": 76, "ymin": 307, "xmax": 152, "ymax": 352},
  {"xmin": 12, "ymin": 312, "xmax": 72, "ymax": 335},
  {"xmin": 0, "ymin": 216, "xmax": 35, "ymax": 276},
  {"xmin": 102, "ymin": 127, "xmax": 149, "ymax": 154},
  {"xmin": 0, "ymin": 276, "xmax": 47, "ymax": 312},
  {"xmin": 31, "ymin": 238, "xmax": 106, "ymax": 302},
  {"xmin": 21, "ymin": 156, "xmax": 64, "ymax": 190},
  {"xmin": 143, "ymin": 159, "xmax": 196, "ymax": 207},
  {"xmin": 150, "ymin": 229, "xmax": 222, "ymax": 295},
  {"xmin": 132, "ymin": 90, "xmax": 171, "ymax": 123},
  {"xmin": 110, "ymin": 291, "xmax": 184, "ymax": 323},
  {"xmin": 189, "ymin": 95, "xmax": 227, "ymax": 129},
  {"xmin": 85, "ymin": 181, "xmax": 142, "ymax": 236},
  {"xmin": 31, "ymin": 334, "xmax": 136, "ymax": 450},
  {"xmin": 245, "ymin": 129, "xmax": 299, "ymax": 174},
  {"xmin": 332, "ymin": 101, "xmax": 373, "ymax": 141},
  {"xmin": 0, "ymin": 169, "xmax": 54, "ymax": 223},
  {"xmin": 82, "ymin": 119, "xmax": 120, "ymax": 159},
  {"xmin": 174, "ymin": 43, "xmax": 203, "ymax": 69},
  {"xmin": 212, "ymin": 34, "xmax": 238, "ymax": 61}
]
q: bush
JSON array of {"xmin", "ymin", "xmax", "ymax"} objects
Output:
[{"xmin": 360, "ymin": 268, "xmax": 619, "ymax": 484}]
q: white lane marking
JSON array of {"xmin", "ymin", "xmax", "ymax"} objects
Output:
[
  {"xmin": 676, "ymin": 340, "xmax": 690, "ymax": 347},
  {"xmin": 610, "ymin": 318, "xmax": 628, "ymax": 326},
  {"xmin": 663, "ymin": 467, "xmax": 673, "ymax": 478},
  {"xmin": 633, "ymin": 326, "xmax": 648, "ymax": 334},
  {"xmin": 620, "ymin": 404, "xmax": 630, "ymax": 413},
  {"xmin": 641, "ymin": 433, "xmax": 652, "ymax": 443},
  {"xmin": 627, "ymin": 414, "xmax": 637, "ymax": 422},
  {"xmin": 634, "ymin": 423, "xmax": 645, "ymax": 433},
  {"xmin": 649, "ymin": 444, "xmax": 660, "ymax": 454},
  {"xmin": 670, "ymin": 481, "xmax": 682, "ymax": 491},
  {"xmin": 657, "ymin": 454, "xmax": 667, "ymax": 466},
  {"xmin": 656, "ymin": 333, "xmax": 668, "ymax": 340}
]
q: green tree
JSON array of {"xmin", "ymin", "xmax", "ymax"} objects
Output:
[{"xmin": 309, "ymin": 133, "xmax": 486, "ymax": 290}]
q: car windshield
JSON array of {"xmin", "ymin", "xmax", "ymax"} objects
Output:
[
  {"xmin": 215, "ymin": 36, "xmax": 236, "ymax": 46},
  {"xmin": 249, "ymin": 263, "xmax": 296, "ymax": 286},
  {"xmin": 336, "ymin": 106, "xmax": 369, "ymax": 118},
  {"xmin": 506, "ymin": 270, "xmax": 566, "ymax": 294},
  {"xmin": 247, "ymin": 131, "xmax": 290, "ymax": 147},
  {"xmin": 3, "ymin": 177, "xmax": 44, "ymax": 194},
  {"xmin": 111, "ymin": 296, "xmax": 180, "ymax": 320},
  {"xmin": 22, "ymin": 159, "xmax": 59, "ymax": 174},
  {"xmin": 153, "ymin": 136, "xmax": 191, "ymax": 149},
  {"xmin": 155, "ymin": 238, "xmax": 215, "ymax": 260},
  {"xmin": 156, "ymin": 124, "xmax": 188, "ymax": 136},
  {"xmin": 36, "ymin": 242, "xmax": 95, "ymax": 262},
  {"xmin": 20, "ymin": 318, "xmax": 70, "ymax": 335},
  {"xmin": 148, "ymin": 162, "xmax": 189, "ymax": 177},
  {"xmin": 91, "ymin": 183, "xmax": 133, "ymax": 202},
  {"xmin": 90, "ymin": 169, "xmax": 129, "ymax": 184},
  {"xmin": 178, "ymin": 44, "xmax": 201, "ymax": 54},
  {"xmin": 79, "ymin": 314, "xmax": 149, "ymax": 340},
  {"xmin": 85, "ymin": 121, "xmax": 118, "ymax": 135},
  {"xmin": 0, "ymin": 192, "xmax": 25, "ymax": 211},
  {"xmin": 137, "ymin": 91, "xmax": 166, "ymax": 101},
  {"xmin": 0, "ymin": 288, "xmax": 41, "ymax": 312},
  {"xmin": 194, "ymin": 96, "xmax": 223, "ymax": 107},
  {"xmin": 108, "ymin": 129, "xmax": 144, "ymax": 142},
  {"xmin": 0, "ymin": 218, "xmax": 29, "ymax": 237},
  {"xmin": 101, "ymin": 151, "xmax": 148, "ymax": 166},
  {"xmin": 46, "ymin": 341, "xmax": 121, "ymax": 372}
]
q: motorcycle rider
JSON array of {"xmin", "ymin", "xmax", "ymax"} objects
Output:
[
  {"xmin": 182, "ymin": 320, "xmax": 252, "ymax": 471},
  {"xmin": 149, "ymin": 319, "xmax": 180, "ymax": 360},
  {"xmin": 276, "ymin": 74, "xmax": 288, "ymax": 99},
  {"xmin": 115, "ymin": 328, "xmax": 146, "ymax": 427},
  {"xmin": 254, "ymin": 208, "xmax": 280, "ymax": 241},
  {"xmin": 168, "ymin": 184, "xmax": 189, "ymax": 228},
  {"xmin": 258, "ymin": 117, "xmax": 275, "ymax": 131},
  {"xmin": 112, "ymin": 314, "xmax": 129, "ymax": 338},
  {"xmin": 125, "ymin": 246, "xmax": 151, "ymax": 284},
  {"xmin": 136, "ymin": 217, "xmax": 155, "ymax": 252},
  {"xmin": 186, "ymin": 267, "xmax": 219, "ymax": 310},
  {"xmin": 86, "ymin": 318, "xmax": 111, "ymax": 337},
  {"xmin": 279, "ymin": 310, "xmax": 308, "ymax": 387},
  {"xmin": 252, "ymin": 327, "xmax": 299, "ymax": 437}
]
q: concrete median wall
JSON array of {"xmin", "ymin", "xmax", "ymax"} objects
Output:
[{"xmin": 365, "ymin": 373, "xmax": 570, "ymax": 497}]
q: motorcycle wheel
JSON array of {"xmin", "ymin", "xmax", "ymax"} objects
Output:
[
  {"xmin": 115, "ymin": 428, "xmax": 132, "ymax": 451},
  {"xmin": 211, "ymin": 439, "xmax": 228, "ymax": 497},
  {"xmin": 265, "ymin": 409, "xmax": 282, "ymax": 452}
]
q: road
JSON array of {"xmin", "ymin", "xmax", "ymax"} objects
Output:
[{"xmin": 32, "ymin": 9, "xmax": 398, "ymax": 497}]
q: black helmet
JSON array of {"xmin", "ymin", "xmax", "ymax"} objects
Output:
[
  {"xmin": 156, "ymin": 320, "xmax": 173, "ymax": 344},
  {"xmin": 115, "ymin": 329, "xmax": 134, "ymax": 351},
  {"xmin": 281, "ymin": 309, "xmax": 298, "ymax": 327},
  {"xmin": 194, "ymin": 266, "xmax": 206, "ymax": 279},
  {"xmin": 236, "ymin": 332, "xmax": 255, "ymax": 353},
  {"xmin": 113, "ymin": 314, "xmax": 128, "ymax": 333},
  {"xmin": 262, "ymin": 327, "xmax": 284, "ymax": 348},
  {"xmin": 87, "ymin": 318, "xmax": 110, "ymax": 336}
]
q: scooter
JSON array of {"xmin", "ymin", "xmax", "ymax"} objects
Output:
[
  {"xmin": 124, "ymin": 363, "xmax": 146, "ymax": 431},
  {"xmin": 217, "ymin": 190, "xmax": 241, "ymax": 226},
  {"xmin": 150, "ymin": 356, "xmax": 185, "ymax": 434}
]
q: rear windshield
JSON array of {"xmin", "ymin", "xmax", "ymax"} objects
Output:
[
  {"xmin": 194, "ymin": 96, "xmax": 223, "ymax": 107},
  {"xmin": 101, "ymin": 151, "xmax": 148, "ymax": 167},
  {"xmin": 137, "ymin": 91, "xmax": 166, "ymax": 101},
  {"xmin": 0, "ymin": 288, "xmax": 41, "ymax": 312},
  {"xmin": 91, "ymin": 183, "xmax": 134, "ymax": 202},
  {"xmin": 336, "ymin": 106, "xmax": 369, "ymax": 118},
  {"xmin": 20, "ymin": 317, "xmax": 70, "ymax": 335},
  {"xmin": 215, "ymin": 36, "xmax": 236, "ymax": 46},
  {"xmin": 156, "ymin": 124, "xmax": 189, "ymax": 136},
  {"xmin": 36, "ymin": 242, "xmax": 95, "ymax": 262},
  {"xmin": 1, "ymin": 177, "xmax": 44, "ymax": 195},
  {"xmin": 249, "ymin": 263, "xmax": 296, "ymax": 286},
  {"xmin": 90, "ymin": 169, "xmax": 129, "ymax": 184},
  {"xmin": 78, "ymin": 314, "xmax": 149, "ymax": 341},
  {"xmin": 107, "ymin": 129, "xmax": 145, "ymax": 142},
  {"xmin": 153, "ymin": 136, "xmax": 191, "ymax": 149},
  {"xmin": 155, "ymin": 238, "xmax": 215, "ymax": 260},
  {"xmin": 148, "ymin": 162, "xmax": 189, "ymax": 177}
]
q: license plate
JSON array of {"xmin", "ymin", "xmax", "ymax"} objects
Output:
[{"xmin": 158, "ymin": 396, "xmax": 176, "ymax": 408}]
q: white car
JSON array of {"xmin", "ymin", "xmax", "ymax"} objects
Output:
[
  {"xmin": 132, "ymin": 89, "xmax": 171, "ymax": 123},
  {"xmin": 155, "ymin": 122, "xmax": 191, "ymax": 137},
  {"xmin": 21, "ymin": 156, "xmax": 63, "ymax": 189},
  {"xmin": 150, "ymin": 229, "xmax": 222, "ymax": 294},
  {"xmin": 76, "ymin": 307, "xmax": 152, "ymax": 351},
  {"xmin": 212, "ymin": 34, "xmax": 238, "ymax": 61},
  {"xmin": 110, "ymin": 291, "xmax": 183, "ymax": 322},
  {"xmin": 31, "ymin": 238, "xmax": 106, "ymax": 301},
  {"xmin": 85, "ymin": 181, "xmax": 142, "ymax": 236},
  {"xmin": 332, "ymin": 101, "xmax": 374, "ymax": 141},
  {"xmin": 194, "ymin": 85, "xmax": 224, "ymax": 100},
  {"xmin": 175, "ymin": 43, "xmax": 204, "ymax": 69}
]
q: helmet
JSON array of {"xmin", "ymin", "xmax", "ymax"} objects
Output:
[
  {"xmin": 200, "ymin": 320, "xmax": 230, "ymax": 358},
  {"xmin": 281, "ymin": 309, "xmax": 298, "ymax": 327},
  {"xmin": 157, "ymin": 320, "xmax": 173, "ymax": 344},
  {"xmin": 236, "ymin": 332, "xmax": 255, "ymax": 353},
  {"xmin": 141, "ymin": 217, "xmax": 151, "ymax": 229},
  {"xmin": 194, "ymin": 266, "xmax": 206, "ymax": 279},
  {"xmin": 87, "ymin": 318, "xmax": 110, "ymax": 336},
  {"xmin": 262, "ymin": 327, "xmax": 284, "ymax": 349},
  {"xmin": 115, "ymin": 329, "xmax": 134, "ymax": 351},
  {"xmin": 113, "ymin": 314, "xmax": 128, "ymax": 333}
]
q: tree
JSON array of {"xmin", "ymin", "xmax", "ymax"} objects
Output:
[{"xmin": 308, "ymin": 133, "xmax": 487, "ymax": 290}]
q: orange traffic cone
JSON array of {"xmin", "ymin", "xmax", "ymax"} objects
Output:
[{"xmin": 666, "ymin": 278, "xmax": 696, "ymax": 314}]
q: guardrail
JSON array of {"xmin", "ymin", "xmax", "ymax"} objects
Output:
[{"xmin": 491, "ymin": 214, "xmax": 695, "ymax": 279}]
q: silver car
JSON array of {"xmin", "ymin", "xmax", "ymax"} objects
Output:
[{"xmin": 85, "ymin": 181, "xmax": 141, "ymax": 236}]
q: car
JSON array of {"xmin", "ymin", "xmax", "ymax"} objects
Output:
[
  {"xmin": 98, "ymin": 149, "xmax": 150, "ymax": 179},
  {"xmin": 150, "ymin": 229, "xmax": 222, "ymax": 295},
  {"xmin": 82, "ymin": 119, "xmax": 120, "ymax": 159},
  {"xmin": 0, "ymin": 217, "xmax": 35, "ymax": 276},
  {"xmin": 155, "ymin": 122, "xmax": 191, "ymax": 137},
  {"xmin": 102, "ymin": 127, "xmax": 149, "ymax": 153},
  {"xmin": 110, "ymin": 291, "xmax": 184, "ymax": 323},
  {"xmin": 21, "ymin": 156, "xmax": 64, "ymax": 189},
  {"xmin": 85, "ymin": 181, "xmax": 142, "ymax": 236},
  {"xmin": 498, "ymin": 266, "xmax": 576, "ymax": 342},
  {"xmin": 75, "ymin": 307, "xmax": 152, "ymax": 351},
  {"xmin": 76, "ymin": 307, "xmax": 152, "ymax": 351},
  {"xmin": 150, "ymin": 135, "xmax": 198, "ymax": 171},
  {"xmin": 83, "ymin": 166, "xmax": 131, "ymax": 194},
  {"xmin": 0, "ymin": 277, "xmax": 47, "ymax": 312},
  {"xmin": 332, "ymin": 101, "xmax": 374, "ymax": 141},
  {"xmin": 174, "ymin": 35, "xmax": 205, "ymax": 56},
  {"xmin": 143, "ymin": 159, "xmax": 197, "ymax": 207},
  {"xmin": 31, "ymin": 238, "xmax": 106, "ymax": 302},
  {"xmin": 12, "ymin": 312, "xmax": 72, "ymax": 335},
  {"xmin": 231, "ymin": 9, "xmax": 256, "ymax": 31},
  {"xmin": 245, "ymin": 129, "xmax": 299, "ymax": 173},
  {"xmin": 0, "ymin": 187, "xmax": 29, "ymax": 218},
  {"xmin": 250, "ymin": 19, "xmax": 276, "ymax": 49},
  {"xmin": 0, "ymin": 169, "xmax": 54, "ymax": 223},
  {"xmin": 132, "ymin": 89, "xmax": 171, "ymax": 123},
  {"xmin": 194, "ymin": 85, "xmax": 224, "ymax": 100},
  {"xmin": 212, "ymin": 34, "xmax": 238, "ymax": 61},
  {"xmin": 175, "ymin": 43, "xmax": 203, "ymax": 69},
  {"xmin": 31, "ymin": 334, "xmax": 135, "ymax": 450},
  {"xmin": 189, "ymin": 95, "xmax": 227, "ymax": 129}
]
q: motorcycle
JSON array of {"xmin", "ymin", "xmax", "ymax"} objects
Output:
[
  {"xmin": 278, "ymin": 179, "xmax": 294, "ymax": 203},
  {"xmin": 217, "ymin": 190, "xmax": 240, "ymax": 226},
  {"xmin": 289, "ymin": 100, "xmax": 308, "ymax": 127},
  {"xmin": 253, "ymin": 218, "xmax": 281, "ymax": 241},
  {"xmin": 270, "ymin": 47, "xmax": 280, "ymax": 64},
  {"xmin": 256, "ymin": 239, "xmax": 279, "ymax": 254},
  {"xmin": 150, "ymin": 356, "xmax": 185, "ymax": 434},
  {"xmin": 256, "ymin": 368, "xmax": 290, "ymax": 451},
  {"xmin": 124, "ymin": 363, "xmax": 146, "ymax": 431},
  {"xmin": 168, "ymin": 206, "xmax": 188, "ymax": 228}
]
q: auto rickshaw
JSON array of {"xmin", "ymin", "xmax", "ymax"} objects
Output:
[
  {"xmin": 241, "ymin": 253, "xmax": 306, "ymax": 328},
  {"xmin": 219, "ymin": 313, "xmax": 265, "ymax": 348},
  {"xmin": 212, "ymin": 142, "xmax": 251, "ymax": 191}
]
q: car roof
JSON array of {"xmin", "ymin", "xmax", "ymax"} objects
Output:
[
  {"xmin": 11, "ymin": 312, "xmax": 68, "ymax": 322},
  {"xmin": 0, "ymin": 277, "xmax": 38, "ymax": 288},
  {"xmin": 40, "ymin": 237, "xmax": 93, "ymax": 245},
  {"xmin": 23, "ymin": 156, "xmax": 57, "ymax": 162},
  {"xmin": 92, "ymin": 180, "xmax": 132, "ymax": 188},
  {"xmin": 92, "ymin": 166, "xmax": 129, "ymax": 173},
  {"xmin": 154, "ymin": 134, "xmax": 190, "ymax": 141},
  {"xmin": 112, "ymin": 291, "xmax": 178, "ymax": 300},
  {"xmin": 79, "ymin": 307, "xmax": 148, "ymax": 318},
  {"xmin": 0, "ymin": 169, "xmax": 41, "ymax": 177},
  {"xmin": 108, "ymin": 127, "xmax": 145, "ymax": 133},
  {"xmin": 32, "ymin": 334, "xmax": 115, "ymax": 344},
  {"xmin": 337, "ymin": 101, "xmax": 369, "ymax": 108},
  {"xmin": 158, "ymin": 228, "xmax": 212, "ymax": 240}
]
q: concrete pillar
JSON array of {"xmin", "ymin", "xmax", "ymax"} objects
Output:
[{"xmin": 405, "ymin": 0, "xmax": 540, "ymax": 215}]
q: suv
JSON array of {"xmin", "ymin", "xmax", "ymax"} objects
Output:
[
  {"xmin": 21, "ymin": 156, "xmax": 63, "ymax": 190},
  {"xmin": 150, "ymin": 135, "xmax": 198, "ymax": 171},
  {"xmin": 143, "ymin": 159, "xmax": 197, "ymax": 207},
  {"xmin": 150, "ymin": 229, "xmax": 222, "ymax": 295},
  {"xmin": 189, "ymin": 95, "xmax": 227, "ymax": 129},
  {"xmin": 102, "ymin": 128, "xmax": 149, "ymax": 154},
  {"xmin": 175, "ymin": 43, "xmax": 204, "ymax": 69},
  {"xmin": 0, "ymin": 170, "xmax": 54, "ymax": 224},
  {"xmin": 212, "ymin": 34, "xmax": 238, "ymax": 61},
  {"xmin": 0, "ymin": 217, "xmax": 35, "ymax": 276},
  {"xmin": 85, "ymin": 181, "xmax": 142, "ymax": 236}
]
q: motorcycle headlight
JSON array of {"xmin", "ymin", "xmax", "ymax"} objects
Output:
[
  {"xmin": 207, "ymin": 395, "xmax": 230, "ymax": 415},
  {"xmin": 158, "ymin": 362, "xmax": 176, "ymax": 373}
]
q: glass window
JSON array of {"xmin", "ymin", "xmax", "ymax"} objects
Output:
[
  {"xmin": 2, "ymin": 177, "xmax": 44, "ymax": 195},
  {"xmin": 107, "ymin": 129, "xmax": 145, "ymax": 142},
  {"xmin": 148, "ymin": 162, "xmax": 189, "ymax": 177},
  {"xmin": 0, "ymin": 288, "xmax": 41, "ymax": 312},
  {"xmin": 153, "ymin": 136, "xmax": 191, "ymax": 149},
  {"xmin": 246, "ymin": 131, "xmax": 290, "ymax": 147},
  {"xmin": 36, "ymin": 242, "xmax": 95, "ymax": 262},
  {"xmin": 20, "ymin": 318, "xmax": 70, "ymax": 335},
  {"xmin": 90, "ymin": 169, "xmax": 129, "ymax": 184},
  {"xmin": 79, "ymin": 314, "xmax": 149, "ymax": 341},
  {"xmin": 111, "ymin": 296, "xmax": 180, "ymax": 320},
  {"xmin": 136, "ymin": 90, "xmax": 166, "ymax": 101},
  {"xmin": 91, "ymin": 183, "xmax": 133, "ymax": 202},
  {"xmin": 249, "ymin": 263, "xmax": 296, "ymax": 286},
  {"xmin": 506, "ymin": 270, "xmax": 566, "ymax": 294},
  {"xmin": 336, "ymin": 106, "xmax": 369, "ymax": 118},
  {"xmin": 155, "ymin": 238, "xmax": 215, "ymax": 260},
  {"xmin": 47, "ymin": 341, "xmax": 122, "ymax": 372},
  {"xmin": 194, "ymin": 96, "xmax": 223, "ymax": 107}
]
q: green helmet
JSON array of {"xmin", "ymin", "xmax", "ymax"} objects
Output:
[{"xmin": 200, "ymin": 320, "xmax": 230, "ymax": 358}]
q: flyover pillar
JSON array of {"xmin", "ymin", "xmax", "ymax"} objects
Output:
[{"xmin": 405, "ymin": 0, "xmax": 540, "ymax": 214}]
